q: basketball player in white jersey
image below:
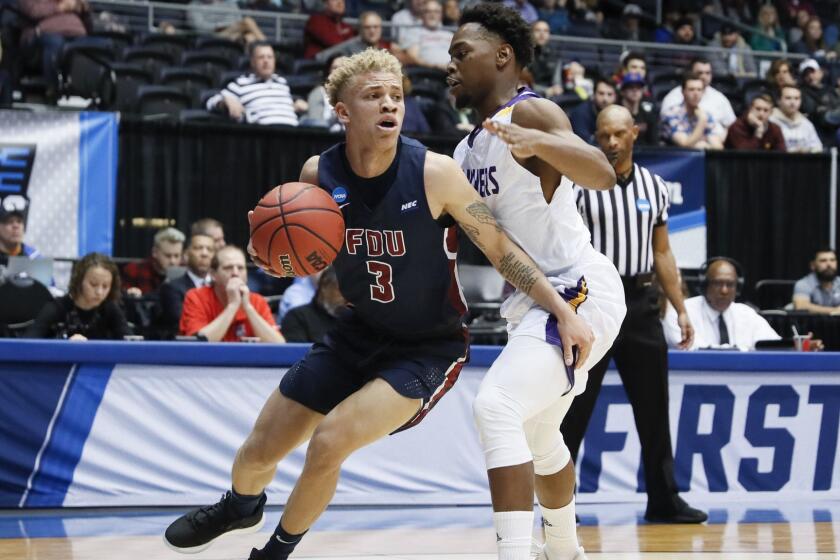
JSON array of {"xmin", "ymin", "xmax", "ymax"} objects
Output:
[{"xmin": 448, "ymin": 5, "xmax": 627, "ymax": 559}]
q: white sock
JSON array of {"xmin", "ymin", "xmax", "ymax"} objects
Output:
[
  {"xmin": 540, "ymin": 499, "xmax": 580, "ymax": 560},
  {"xmin": 493, "ymin": 511, "xmax": 534, "ymax": 560}
]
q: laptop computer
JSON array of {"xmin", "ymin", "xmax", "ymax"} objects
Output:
[{"xmin": 6, "ymin": 256, "xmax": 54, "ymax": 287}]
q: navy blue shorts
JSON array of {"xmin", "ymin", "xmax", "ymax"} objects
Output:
[{"xmin": 279, "ymin": 314, "xmax": 470, "ymax": 433}]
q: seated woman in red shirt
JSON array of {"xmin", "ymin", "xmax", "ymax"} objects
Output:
[{"xmin": 180, "ymin": 245, "xmax": 285, "ymax": 343}]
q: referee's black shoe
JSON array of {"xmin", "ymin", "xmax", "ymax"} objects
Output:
[
  {"xmin": 164, "ymin": 491, "xmax": 267, "ymax": 553},
  {"xmin": 644, "ymin": 497, "xmax": 707, "ymax": 524}
]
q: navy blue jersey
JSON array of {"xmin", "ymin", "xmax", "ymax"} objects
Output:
[{"xmin": 318, "ymin": 136, "xmax": 467, "ymax": 339}]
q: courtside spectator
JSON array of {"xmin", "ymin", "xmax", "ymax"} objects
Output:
[
  {"xmin": 654, "ymin": 7, "xmax": 681, "ymax": 43},
  {"xmin": 188, "ymin": 0, "xmax": 265, "ymax": 44},
  {"xmin": 302, "ymin": 54, "xmax": 347, "ymax": 129},
  {"xmin": 429, "ymin": 91, "xmax": 475, "ymax": 136},
  {"xmin": 569, "ymin": 78, "xmax": 616, "ymax": 144},
  {"xmin": 710, "ymin": 24, "xmax": 756, "ymax": 77},
  {"xmin": 798, "ymin": 58, "xmax": 840, "ymax": 139},
  {"xmin": 661, "ymin": 73, "xmax": 725, "ymax": 149},
  {"xmin": 661, "ymin": 57, "xmax": 736, "ymax": 129},
  {"xmin": 538, "ymin": 0, "xmax": 570, "ymax": 34},
  {"xmin": 672, "ymin": 17, "xmax": 700, "ymax": 46},
  {"xmin": 207, "ymin": 41, "xmax": 306, "ymax": 126},
  {"xmin": 180, "ymin": 245, "xmax": 284, "ymax": 342},
  {"xmin": 26, "ymin": 253, "xmax": 129, "ymax": 340},
  {"xmin": 277, "ymin": 273, "xmax": 318, "ymax": 320},
  {"xmin": 793, "ymin": 247, "xmax": 840, "ymax": 314},
  {"xmin": 751, "ymin": 4, "xmax": 785, "ymax": 52},
  {"xmin": 401, "ymin": 0, "xmax": 452, "ymax": 72},
  {"xmin": 19, "ymin": 0, "xmax": 90, "ymax": 102},
  {"xmin": 770, "ymin": 84, "xmax": 823, "ymax": 152},
  {"xmin": 391, "ymin": 0, "xmax": 424, "ymax": 47},
  {"xmin": 122, "ymin": 227, "xmax": 185, "ymax": 297},
  {"xmin": 662, "ymin": 258, "xmax": 781, "ymax": 351},
  {"xmin": 315, "ymin": 11, "xmax": 390, "ymax": 61},
  {"xmin": 303, "ymin": 0, "xmax": 355, "ymax": 60},
  {"xmin": 725, "ymin": 94, "xmax": 786, "ymax": 151},
  {"xmin": 619, "ymin": 72, "xmax": 657, "ymax": 145},
  {"xmin": 191, "ymin": 218, "xmax": 226, "ymax": 251},
  {"xmin": 766, "ymin": 58, "xmax": 796, "ymax": 101},
  {"xmin": 280, "ymin": 266, "xmax": 345, "ymax": 343},
  {"xmin": 158, "ymin": 234, "xmax": 215, "ymax": 336},
  {"xmin": 528, "ymin": 20, "xmax": 562, "ymax": 97},
  {"xmin": 612, "ymin": 51, "xmax": 647, "ymax": 88},
  {"xmin": 0, "ymin": 200, "xmax": 40, "ymax": 267},
  {"xmin": 503, "ymin": 0, "xmax": 538, "ymax": 25}
]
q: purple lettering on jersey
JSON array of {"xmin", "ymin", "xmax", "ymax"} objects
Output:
[{"xmin": 463, "ymin": 166, "xmax": 498, "ymax": 198}]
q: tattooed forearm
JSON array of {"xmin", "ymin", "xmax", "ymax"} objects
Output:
[
  {"xmin": 498, "ymin": 252, "xmax": 538, "ymax": 295},
  {"xmin": 466, "ymin": 202, "xmax": 503, "ymax": 232},
  {"xmin": 459, "ymin": 223, "xmax": 485, "ymax": 251}
]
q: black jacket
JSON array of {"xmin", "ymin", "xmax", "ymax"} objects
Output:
[{"xmin": 158, "ymin": 273, "xmax": 201, "ymax": 332}]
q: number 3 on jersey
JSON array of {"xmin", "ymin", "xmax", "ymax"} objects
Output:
[{"xmin": 367, "ymin": 260, "xmax": 394, "ymax": 303}]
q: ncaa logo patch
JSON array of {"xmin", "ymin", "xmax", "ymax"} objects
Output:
[
  {"xmin": 332, "ymin": 186, "xmax": 348, "ymax": 204},
  {"xmin": 636, "ymin": 199, "xmax": 651, "ymax": 212}
]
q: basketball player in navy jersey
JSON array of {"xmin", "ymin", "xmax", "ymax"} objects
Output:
[
  {"xmin": 164, "ymin": 48, "xmax": 594, "ymax": 560},
  {"xmin": 449, "ymin": 5, "xmax": 626, "ymax": 559}
]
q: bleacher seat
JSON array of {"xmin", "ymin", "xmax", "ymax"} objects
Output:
[
  {"xmin": 292, "ymin": 58, "xmax": 324, "ymax": 76},
  {"xmin": 160, "ymin": 66, "xmax": 214, "ymax": 104},
  {"xmin": 60, "ymin": 38, "xmax": 117, "ymax": 106},
  {"xmin": 217, "ymin": 69, "xmax": 244, "ymax": 88},
  {"xmin": 141, "ymin": 34, "xmax": 191, "ymax": 60},
  {"xmin": 285, "ymin": 74, "xmax": 320, "ymax": 97},
  {"xmin": 755, "ymin": 279, "xmax": 796, "ymax": 311},
  {"xmin": 124, "ymin": 47, "xmax": 176, "ymax": 82},
  {"xmin": 135, "ymin": 85, "xmax": 191, "ymax": 118},
  {"xmin": 108, "ymin": 62, "xmax": 153, "ymax": 112},
  {"xmin": 179, "ymin": 108, "xmax": 223, "ymax": 123},
  {"xmin": 194, "ymin": 36, "xmax": 243, "ymax": 62},
  {"xmin": 0, "ymin": 275, "xmax": 53, "ymax": 338},
  {"xmin": 181, "ymin": 51, "xmax": 232, "ymax": 83},
  {"xmin": 91, "ymin": 30, "xmax": 134, "ymax": 52}
]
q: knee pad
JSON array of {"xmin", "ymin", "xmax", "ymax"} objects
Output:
[
  {"xmin": 527, "ymin": 427, "xmax": 571, "ymax": 477},
  {"xmin": 472, "ymin": 386, "xmax": 532, "ymax": 470}
]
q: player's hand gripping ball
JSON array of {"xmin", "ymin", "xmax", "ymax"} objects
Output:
[{"xmin": 249, "ymin": 182, "xmax": 345, "ymax": 277}]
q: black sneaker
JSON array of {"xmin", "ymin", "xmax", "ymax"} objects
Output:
[
  {"xmin": 644, "ymin": 496, "xmax": 707, "ymax": 524},
  {"xmin": 164, "ymin": 491, "xmax": 267, "ymax": 553}
]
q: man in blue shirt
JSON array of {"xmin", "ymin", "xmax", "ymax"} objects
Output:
[
  {"xmin": 0, "ymin": 200, "xmax": 40, "ymax": 267},
  {"xmin": 793, "ymin": 247, "xmax": 840, "ymax": 314}
]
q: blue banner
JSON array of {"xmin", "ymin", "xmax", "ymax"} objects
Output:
[{"xmin": 636, "ymin": 149, "xmax": 705, "ymax": 223}]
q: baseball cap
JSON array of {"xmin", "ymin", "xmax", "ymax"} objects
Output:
[
  {"xmin": 799, "ymin": 58, "xmax": 820, "ymax": 74},
  {"xmin": 623, "ymin": 3, "xmax": 642, "ymax": 17},
  {"xmin": 720, "ymin": 23, "xmax": 737, "ymax": 35},
  {"xmin": 620, "ymin": 72, "xmax": 645, "ymax": 89},
  {"xmin": 0, "ymin": 195, "xmax": 29, "ymax": 222}
]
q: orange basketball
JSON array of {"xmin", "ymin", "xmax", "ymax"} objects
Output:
[{"xmin": 249, "ymin": 182, "xmax": 345, "ymax": 277}]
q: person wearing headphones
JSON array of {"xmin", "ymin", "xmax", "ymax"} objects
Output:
[{"xmin": 662, "ymin": 257, "xmax": 781, "ymax": 351}]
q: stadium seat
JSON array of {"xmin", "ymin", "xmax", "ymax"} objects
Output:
[
  {"xmin": 194, "ymin": 36, "xmax": 244, "ymax": 62},
  {"xmin": 285, "ymin": 74, "xmax": 320, "ymax": 97},
  {"xmin": 179, "ymin": 108, "xmax": 224, "ymax": 123},
  {"xmin": 217, "ymin": 69, "xmax": 244, "ymax": 88},
  {"xmin": 107, "ymin": 62, "xmax": 153, "ymax": 112},
  {"xmin": 292, "ymin": 58, "xmax": 325, "ymax": 77},
  {"xmin": 553, "ymin": 92, "xmax": 584, "ymax": 112},
  {"xmin": 123, "ymin": 47, "xmax": 176, "ymax": 82},
  {"xmin": 91, "ymin": 30, "xmax": 134, "ymax": 52},
  {"xmin": 135, "ymin": 85, "xmax": 191, "ymax": 119},
  {"xmin": 60, "ymin": 38, "xmax": 117, "ymax": 106},
  {"xmin": 160, "ymin": 66, "xmax": 214, "ymax": 103},
  {"xmin": 181, "ymin": 51, "xmax": 232, "ymax": 83},
  {"xmin": 271, "ymin": 37, "xmax": 305, "ymax": 60},
  {"xmin": 141, "ymin": 34, "xmax": 191, "ymax": 60},
  {"xmin": 754, "ymin": 279, "xmax": 796, "ymax": 310},
  {"xmin": 0, "ymin": 274, "xmax": 53, "ymax": 338}
]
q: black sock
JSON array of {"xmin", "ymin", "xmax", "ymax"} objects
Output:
[
  {"xmin": 230, "ymin": 488, "xmax": 264, "ymax": 517},
  {"xmin": 260, "ymin": 519, "xmax": 307, "ymax": 559}
]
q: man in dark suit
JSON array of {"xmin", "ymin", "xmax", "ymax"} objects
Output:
[{"xmin": 158, "ymin": 234, "xmax": 215, "ymax": 337}]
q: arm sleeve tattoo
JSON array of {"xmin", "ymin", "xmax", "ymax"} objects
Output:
[
  {"xmin": 498, "ymin": 252, "xmax": 538, "ymax": 295},
  {"xmin": 466, "ymin": 202, "xmax": 503, "ymax": 232}
]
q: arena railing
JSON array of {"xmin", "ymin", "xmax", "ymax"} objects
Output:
[{"xmin": 89, "ymin": 0, "xmax": 805, "ymax": 80}]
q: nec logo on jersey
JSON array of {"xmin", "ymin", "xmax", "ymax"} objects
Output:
[
  {"xmin": 401, "ymin": 200, "xmax": 418, "ymax": 213},
  {"xmin": 464, "ymin": 166, "xmax": 499, "ymax": 198}
]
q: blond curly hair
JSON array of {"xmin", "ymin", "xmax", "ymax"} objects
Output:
[{"xmin": 325, "ymin": 48, "xmax": 403, "ymax": 107}]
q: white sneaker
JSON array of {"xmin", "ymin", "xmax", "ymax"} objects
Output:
[{"xmin": 533, "ymin": 545, "xmax": 588, "ymax": 560}]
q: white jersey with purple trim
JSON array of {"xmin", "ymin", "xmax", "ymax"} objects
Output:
[{"xmin": 454, "ymin": 91, "xmax": 625, "ymax": 387}]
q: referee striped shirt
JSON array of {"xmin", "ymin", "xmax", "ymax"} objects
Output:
[
  {"xmin": 573, "ymin": 163, "xmax": 669, "ymax": 277},
  {"xmin": 207, "ymin": 73, "xmax": 299, "ymax": 126}
]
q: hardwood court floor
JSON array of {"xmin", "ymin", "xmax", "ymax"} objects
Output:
[{"xmin": 1, "ymin": 503, "xmax": 838, "ymax": 560}]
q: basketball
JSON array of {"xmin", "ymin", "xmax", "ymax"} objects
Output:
[{"xmin": 249, "ymin": 182, "xmax": 345, "ymax": 277}]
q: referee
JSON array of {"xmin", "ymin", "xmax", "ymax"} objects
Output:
[{"xmin": 560, "ymin": 105, "xmax": 707, "ymax": 523}]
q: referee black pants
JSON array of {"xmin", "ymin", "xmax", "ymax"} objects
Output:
[{"xmin": 560, "ymin": 283, "xmax": 680, "ymax": 512}]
